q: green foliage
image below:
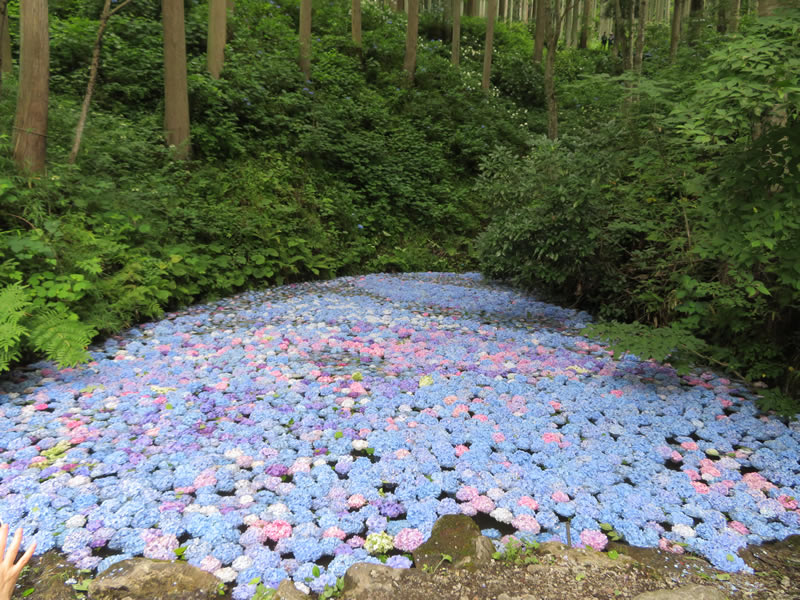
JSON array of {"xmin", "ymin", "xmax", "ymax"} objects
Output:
[
  {"xmin": 581, "ymin": 321, "xmax": 707, "ymax": 375},
  {"xmin": 0, "ymin": 283, "xmax": 29, "ymax": 371},
  {"xmin": 492, "ymin": 538, "xmax": 540, "ymax": 565}
]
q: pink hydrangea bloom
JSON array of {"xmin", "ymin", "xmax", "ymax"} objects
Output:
[
  {"xmin": 658, "ymin": 538, "xmax": 685, "ymax": 555},
  {"xmin": 681, "ymin": 441, "xmax": 699, "ymax": 451},
  {"xmin": 542, "ymin": 433, "xmax": 562, "ymax": 444},
  {"xmin": 193, "ymin": 468, "xmax": 217, "ymax": 489},
  {"xmin": 393, "ymin": 528, "xmax": 424, "ymax": 552},
  {"xmin": 323, "ymin": 527, "xmax": 346, "ymax": 540},
  {"xmin": 579, "ymin": 530, "xmax": 608, "ymax": 551},
  {"xmin": 199, "ymin": 555, "xmax": 222, "ymax": 572},
  {"xmin": 551, "ymin": 491, "xmax": 570, "ymax": 503},
  {"xmin": 518, "ymin": 496, "xmax": 539, "ymax": 510},
  {"xmin": 143, "ymin": 534, "xmax": 179, "ymax": 560},
  {"xmin": 492, "ymin": 432, "xmax": 506, "ymax": 443},
  {"xmin": 778, "ymin": 495, "xmax": 798, "ymax": 510},
  {"xmin": 728, "ymin": 521, "xmax": 750, "ymax": 535},
  {"xmin": 691, "ymin": 481, "xmax": 710, "ymax": 494},
  {"xmin": 670, "ymin": 451, "xmax": 683, "ymax": 462},
  {"xmin": 348, "ymin": 494, "xmax": 367, "ymax": 509},
  {"xmin": 742, "ymin": 472, "xmax": 776, "ymax": 492},
  {"xmin": 459, "ymin": 503, "xmax": 478, "ymax": 516},
  {"xmin": 454, "ymin": 445, "xmax": 470, "ymax": 457},
  {"xmin": 511, "ymin": 514, "xmax": 541, "ymax": 533},
  {"xmin": 264, "ymin": 520, "xmax": 292, "ymax": 541},
  {"xmin": 470, "ymin": 495, "xmax": 495, "ymax": 513},
  {"xmin": 456, "ymin": 486, "xmax": 479, "ymax": 502}
]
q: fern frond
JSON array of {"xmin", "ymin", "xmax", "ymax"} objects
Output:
[
  {"xmin": 0, "ymin": 282, "xmax": 30, "ymax": 325},
  {"xmin": 0, "ymin": 283, "xmax": 30, "ymax": 372},
  {"xmin": 28, "ymin": 305, "xmax": 97, "ymax": 368}
]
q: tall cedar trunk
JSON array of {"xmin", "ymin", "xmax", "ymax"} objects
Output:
[
  {"xmin": 466, "ymin": 0, "xmax": 476, "ymax": 15},
  {"xmin": 533, "ymin": 0, "xmax": 546, "ymax": 62},
  {"xmin": 522, "ymin": 0, "xmax": 528, "ymax": 21},
  {"xmin": 451, "ymin": 0, "xmax": 461, "ymax": 64},
  {"xmin": 482, "ymin": 0, "xmax": 496, "ymax": 90},
  {"xmin": 563, "ymin": 1, "xmax": 571, "ymax": 44},
  {"xmin": 544, "ymin": 0, "xmax": 561, "ymax": 139},
  {"xmin": 163, "ymin": 0, "xmax": 191, "ymax": 159},
  {"xmin": 299, "ymin": 0, "xmax": 311, "ymax": 79},
  {"xmin": 729, "ymin": 0, "xmax": 739, "ymax": 30},
  {"xmin": 613, "ymin": 0, "xmax": 622, "ymax": 58},
  {"xmin": 626, "ymin": 0, "xmax": 634, "ymax": 68},
  {"xmin": 396, "ymin": 0, "xmax": 404, "ymax": 11},
  {"xmin": 13, "ymin": 0, "xmax": 49, "ymax": 173},
  {"xmin": 579, "ymin": 0, "xmax": 590, "ymax": 47},
  {"xmin": 633, "ymin": 0, "xmax": 646, "ymax": 70},
  {"xmin": 570, "ymin": 0, "xmax": 580, "ymax": 46},
  {"xmin": 403, "ymin": 0, "xmax": 419, "ymax": 81},
  {"xmin": 669, "ymin": 0, "xmax": 681, "ymax": 62},
  {"xmin": 0, "ymin": 0, "xmax": 11, "ymax": 81},
  {"xmin": 352, "ymin": 0, "xmax": 362, "ymax": 46},
  {"xmin": 207, "ymin": 0, "xmax": 226, "ymax": 78},
  {"xmin": 499, "ymin": 0, "xmax": 506, "ymax": 20},
  {"xmin": 688, "ymin": 0, "xmax": 702, "ymax": 43},
  {"xmin": 69, "ymin": 0, "xmax": 134, "ymax": 163},
  {"xmin": 716, "ymin": 0, "xmax": 728, "ymax": 32}
]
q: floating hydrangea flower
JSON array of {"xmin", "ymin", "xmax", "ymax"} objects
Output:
[{"xmin": 364, "ymin": 532, "xmax": 393, "ymax": 554}]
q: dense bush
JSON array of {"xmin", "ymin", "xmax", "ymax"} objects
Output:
[{"xmin": 479, "ymin": 13, "xmax": 800, "ymax": 408}]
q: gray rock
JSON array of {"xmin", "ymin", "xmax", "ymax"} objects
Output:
[
  {"xmin": 275, "ymin": 579, "xmax": 310, "ymax": 599},
  {"xmin": 88, "ymin": 558, "xmax": 221, "ymax": 600},
  {"xmin": 340, "ymin": 563, "xmax": 409, "ymax": 599},
  {"xmin": 537, "ymin": 542, "xmax": 634, "ymax": 568},
  {"xmin": 497, "ymin": 594, "xmax": 537, "ymax": 600},
  {"xmin": 632, "ymin": 585, "xmax": 728, "ymax": 600},
  {"xmin": 412, "ymin": 514, "xmax": 495, "ymax": 571},
  {"xmin": 18, "ymin": 551, "xmax": 82, "ymax": 600}
]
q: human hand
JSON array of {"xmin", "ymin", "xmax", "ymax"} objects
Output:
[{"xmin": 0, "ymin": 524, "xmax": 36, "ymax": 600}]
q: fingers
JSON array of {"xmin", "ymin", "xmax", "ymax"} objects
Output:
[
  {"xmin": 18, "ymin": 540, "xmax": 36, "ymax": 570},
  {"xmin": 0, "ymin": 523, "xmax": 8, "ymax": 562},
  {"xmin": 7, "ymin": 529, "xmax": 22, "ymax": 561}
]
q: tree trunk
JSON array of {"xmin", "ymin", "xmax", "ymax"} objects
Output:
[
  {"xmin": 0, "ymin": 0, "xmax": 11, "ymax": 82},
  {"xmin": 13, "ymin": 0, "xmax": 49, "ymax": 173},
  {"xmin": 716, "ymin": 0, "xmax": 728, "ymax": 32},
  {"xmin": 627, "ymin": 0, "xmax": 634, "ymax": 68},
  {"xmin": 545, "ymin": 0, "xmax": 561, "ymax": 139},
  {"xmin": 570, "ymin": 0, "xmax": 580, "ymax": 46},
  {"xmin": 613, "ymin": 0, "xmax": 622, "ymax": 58},
  {"xmin": 69, "ymin": 0, "xmax": 134, "ymax": 164},
  {"xmin": 163, "ymin": 0, "xmax": 191, "ymax": 159},
  {"xmin": 533, "ymin": 0, "xmax": 546, "ymax": 62},
  {"xmin": 482, "ymin": 0, "xmax": 496, "ymax": 90},
  {"xmin": 299, "ymin": 0, "xmax": 312, "ymax": 79},
  {"xmin": 579, "ymin": 0, "xmax": 590, "ymax": 47},
  {"xmin": 499, "ymin": 0, "xmax": 506, "ymax": 20},
  {"xmin": 207, "ymin": 0, "xmax": 226, "ymax": 78},
  {"xmin": 634, "ymin": 0, "xmax": 646, "ymax": 70},
  {"xmin": 522, "ymin": 0, "xmax": 529, "ymax": 21},
  {"xmin": 669, "ymin": 0, "xmax": 681, "ymax": 62},
  {"xmin": 403, "ymin": 0, "xmax": 419, "ymax": 81},
  {"xmin": 396, "ymin": 0, "xmax": 404, "ymax": 11},
  {"xmin": 563, "ymin": 1, "xmax": 572, "ymax": 45},
  {"xmin": 451, "ymin": 0, "xmax": 461, "ymax": 64},
  {"xmin": 466, "ymin": 0, "xmax": 476, "ymax": 15},
  {"xmin": 352, "ymin": 0, "xmax": 362, "ymax": 47},
  {"xmin": 687, "ymin": 0, "xmax": 702, "ymax": 43},
  {"xmin": 729, "ymin": 0, "xmax": 740, "ymax": 30}
]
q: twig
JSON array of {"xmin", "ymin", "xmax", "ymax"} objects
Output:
[
  {"xmin": 109, "ymin": 0, "xmax": 135, "ymax": 17},
  {"xmin": 565, "ymin": 519, "xmax": 572, "ymax": 547},
  {"xmin": 684, "ymin": 346, "xmax": 748, "ymax": 384}
]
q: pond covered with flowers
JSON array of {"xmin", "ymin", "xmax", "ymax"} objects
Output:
[{"xmin": 1, "ymin": 273, "xmax": 799, "ymax": 599}]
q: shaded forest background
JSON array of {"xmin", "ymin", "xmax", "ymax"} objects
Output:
[{"xmin": 0, "ymin": 0, "xmax": 798, "ymax": 410}]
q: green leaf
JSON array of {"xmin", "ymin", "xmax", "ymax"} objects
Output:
[
  {"xmin": 312, "ymin": 565, "xmax": 321, "ymax": 578},
  {"xmin": 22, "ymin": 589, "xmax": 35, "ymax": 597},
  {"xmin": 607, "ymin": 550, "xmax": 619, "ymax": 560}
]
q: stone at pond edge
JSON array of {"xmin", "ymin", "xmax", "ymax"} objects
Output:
[
  {"xmin": 632, "ymin": 585, "xmax": 728, "ymax": 600},
  {"xmin": 88, "ymin": 558, "xmax": 221, "ymax": 600},
  {"xmin": 275, "ymin": 579, "xmax": 311, "ymax": 599},
  {"xmin": 15, "ymin": 550, "xmax": 82, "ymax": 600},
  {"xmin": 412, "ymin": 514, "xmax": 495, "ymax": 570},
  {"xmin": 340, "ymin": 563, "xmax": 410, "ymax": 600}
]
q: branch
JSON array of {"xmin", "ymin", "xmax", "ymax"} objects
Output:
[
  {"xmin": 684, "ymin": 346, "xmax": 749, "ymax": 384},
  {"xmin": 109, "ymin": 0, "xmax": 135, "ymax": 17}
]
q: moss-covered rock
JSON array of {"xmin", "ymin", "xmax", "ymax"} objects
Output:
[{"xmin": 412, "ymin": 514, "xmax": 495, "ymax": 571}]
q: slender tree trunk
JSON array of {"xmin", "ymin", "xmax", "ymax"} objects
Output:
[
  {"xmin": 499, "ymin": 0, "xmax": 506, "ymax": 20},
  {"xmin": 0, "ymin": 0, "xmax": 11, "ymax": 83},
  {"xmin": 533, "ymin": 0, "xmax": 546, "ymax": 62},
  {"xmin": 207, "ymin": 0, "xmax": 226, "ymax": 78},
  {"xmin": 352, "ymin": 0, "xmax": 362, "ymax": 47},
  {"xmin": 729, "ymin": 0, "xmax": 740, "ymax": 30},
  {"xmin": 299, "ymin": 0, "xmax": 312, "ymax": 79},
  {"xmin": 669, "ymin": 0, "xmax": 681, "ymax": 62},
  {"xmin": 13, "ymin": 0, "xmax": 49, "ymax": 173},
  {"xmin": 634, "ymin": 0, "xmax": 646, "ymax": 70},
  {"xmin": 69, "ymin": 0, "xmax": 134, "ymax": 164},
  {"xmin": 687, "ymin": 0, "xmax": 702, "ymax": 43},
  {"xmin": 403, "ymin": 0, "xmax": 419, "ymax": 81},
  {"xmin": 451, "ymin": 0, "xmax": 461, "ymax": 64},
  {"xmin": 570, "ymin": 0, "xmax": 580, "ymax": 46},
  {"xmin": 579, "ymin": 0, "xmax": 590, "ymax": 47},
  {"xmin": 613, "ymin": 0, "xmax": 622, "ymax": 58},
  {"xmin": 545, "ymin": 0, "xmax": 561, "ymax": 139},
  {"xmin": 396, "ymin": 0, "xmax": 404, "ymax": 11},
  {"xmin": 163, "ymin": 0, "xmax": 191, "ymax": 159},
  {"xmin": 522, "ymin": 0, "xmax": 529, "ymax": 21},
  {"xmin": 716, "ymin": 0, "xmax": 728, "ymax": 32},
  {"xmin": 626, "ymin": 0, "xmax": 634, "ymax": 68},
  {"xmin": 482, "ymin": 0, "xmax": 496, "ymax": 90},
  {"xmin": 563, "ymin": 1, "xmax": 572, "ymax": 44}
]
